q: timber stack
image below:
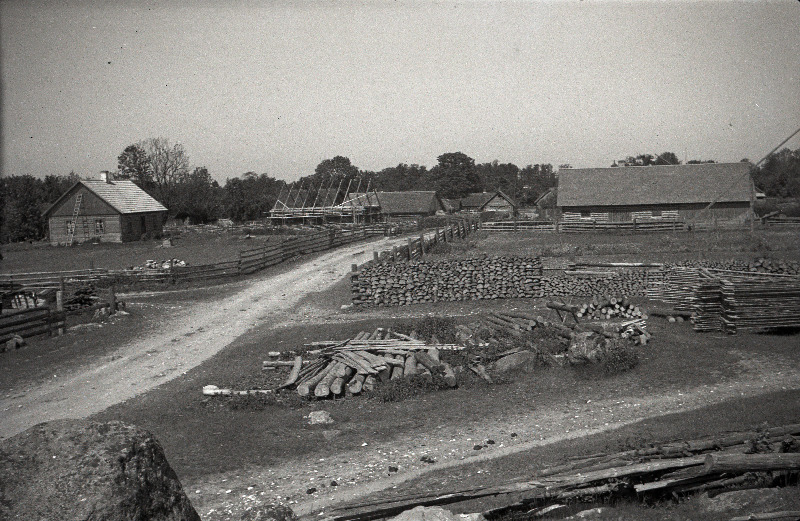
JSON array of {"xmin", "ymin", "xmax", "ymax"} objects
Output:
[
  {"xmin": 538, "ymin": 272, "xmax": 650, "ymax": 298},
  {"xmin": 274, "ymin": 328, "xmax": 464, "ymax": 397},
  {"xmin": 352, "ymin": 257, "xmax": 543, "ymax": 306},
  {"xmin": 573, "ymin": 296, "xmax": 645, "ymax": 320}
]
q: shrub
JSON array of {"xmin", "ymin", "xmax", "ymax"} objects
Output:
[{"xmin": 597, "ymin": 340, "xmax": 640, "ymax": 374}]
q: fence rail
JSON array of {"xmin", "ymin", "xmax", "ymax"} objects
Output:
[
  {"xmin": 1, "ymin": 305, "xmax": 66, "ymax": 345},
  {"xmin": 479, "ymin": 218, "xmax": 771, "ymax": 233},
  {"xmin": 0, "ymin": 225, "xmax": 387, "ymax": 292}
]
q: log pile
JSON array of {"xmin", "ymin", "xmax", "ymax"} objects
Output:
[
  {"xmin": 537, "ymin": 271, "xmax": 650, "ymax": 298},
  {"xmin": 275, "ymin": 328, "xmax": 464, "ymax": 397},
  {"xmin": 573, "ymin": 296, "xmax": 645, "ymax": 320},
  {"xmin": 352, "ymin": 257, "xmax": 543, "ymax": 306},
  {"xmin": 324, "ymin": 424, "xmax": 800, "ymax": 521}
]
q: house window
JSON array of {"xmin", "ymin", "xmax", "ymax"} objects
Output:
[
  {"xmin": 580, "ymin": 210, "xmax": 591, "ymax": 218},
  {"xmin": 652, "ymin": 210, "xmax": 662, "ymax": 217},
  {"xmin": 94, "ymin": 219, "xmax": 105, "ymax": 235},
  {"xmin": 65, "ymin": 220, "xmax": 74, "ymax": 234}
]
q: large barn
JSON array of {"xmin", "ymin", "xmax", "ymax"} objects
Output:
[
  {"xmin": 557, "ymin": 163, "xmax": 754, "ymax": 222},
  {"xmin": 346, "ymin": 191, "xmax": 445, "ymax": 220},
  {"xmin": 44, "ymin": 174, "xmax": 168, "ymax": 245}
]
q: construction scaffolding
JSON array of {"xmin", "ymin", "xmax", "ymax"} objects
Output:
[{"xmin": 270, "ymin": 175, "xmax": 383, "ymax": 225}]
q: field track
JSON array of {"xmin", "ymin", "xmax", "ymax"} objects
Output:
[{"xmin": 0, "ymin": 234, "xmax": 416, "ymax": 439}]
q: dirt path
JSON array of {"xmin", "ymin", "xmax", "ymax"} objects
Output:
[
  {"xmin": 188, "ymin": 348, "xmax": 800, "ymax": 520},
  {"xmin": 0, "ymin": 235, "xmax": 412, "ymax": 440}
]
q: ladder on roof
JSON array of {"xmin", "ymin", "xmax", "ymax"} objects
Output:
[{"xmin": 66, "ymin": 193, "xmax": 83, "ymax": 246}]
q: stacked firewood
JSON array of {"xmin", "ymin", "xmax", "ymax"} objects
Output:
[
  {"xmin": 536, "ymin": 272, "xmax": 650, "ymax": 298},
  {"xmin": 352, "ymin": 257, "xmax": 543, "ymax": 306},
  {"xmin": 273, "ymin": 328, "xmax": 465, "ymax": 397}
]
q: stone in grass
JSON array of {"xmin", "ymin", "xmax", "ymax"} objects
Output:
[
  {"xmin": 0, "ymin": 419, "xmax": 200, "ymax": 521},
  {"xmin": 307, "ymin": 410, "xmax": 334, "ymax": 425},
  {"xmin": 240, "ymin": 504, "xmax": 298, "ymax": 521},
  {"xmin": 306, "ymin": 487, "xmax": 317, "ymax": 495},
  {"xmin": 420, "ymin": 455, "xmax": 436, "ymax": 463},
  {"xmin": 473, "ymin": 444, "xmax": 482, "ymax": 450},
  {"xmin": 492, "ymin": 351, "xmax": 538, "ymax": 373},
  {"xmin": 5, "ymin": 334, "xmax": 25, "ymax": 351},
  {"xmin": 388, "ymin": 465, "xmax": 399, "ymax": 473}
]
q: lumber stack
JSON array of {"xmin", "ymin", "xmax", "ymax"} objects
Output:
[
  {"xmin": 275, "ymin": 328, "xmax": 464, "ymax": 397},
  {"xmin": 352, "ymin": 257, "xmax": 543, "ymax": 306},
  {"xmin": 537, "ymin": 271, "xmax": 650, "ymax": 298},
  {"xmin": 325, "ymin": 423, "xmax": 800, "ymax": 521},
  {"xmin": 691, "ymin": 270, "xmax": 800, "ymax": 333}
]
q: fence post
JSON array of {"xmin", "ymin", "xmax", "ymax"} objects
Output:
[
  {"xmin": 373, "ymin": 251, "xmax": 379, "ymax": 264},
  {"xmin": 392, "ymin": 245, "xmax": 398, "ymax": 262},
  {"xmin": 109, "ymin": 286, "xmax": 117, "ymax": 313},
  {"xmin": 238, "ymin": 250, "xmax": 243, "ymax": 276},
  {"xmin": 633, "ymin": 218, "xmax": 637, "ymax": 232},
  {"xmin": 407, "ymin": 238, "xmax": 413, "ymax": 260},
  {"xmin": 419, "ymin": 233, "xmax": 425, "ymax": 256},
  {"xmin": 56, "ymin": 290, "xmax": 64, "ymax": 335}
]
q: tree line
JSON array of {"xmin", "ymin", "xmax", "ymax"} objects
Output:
[{"xmin": 2, "ymin": 138, "xmax": 797, "ymax": 244}]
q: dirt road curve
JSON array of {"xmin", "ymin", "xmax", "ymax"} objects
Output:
[{"xmin": 0, "ymin": 235, "xmax": 412, "ymax": 440}]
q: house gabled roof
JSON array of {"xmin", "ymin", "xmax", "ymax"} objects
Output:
[
  {"xmin": 45, "ymin": 179, "xmax": 167, "ymax": 217},
  {"xmin": 557, "ymin": 163, "xmax": 753, "ymax": 208},
  {"xmin": 461, "ymin": 190, "xmax": 517, "ymax": 210}
]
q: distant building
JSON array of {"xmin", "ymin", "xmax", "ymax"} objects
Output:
[
  {"xmin": 354, "ymin": 191, "xmax": 446, "ymax": 219},
  {"xmin": 460, "ymin": 190, "xmax": 517, "ymax": 214},
  {"xmin": 557, "ymin": 163, "xmax": 753, "ymax": 222},
  {"xmin": 44, "ymin": 173, "xmax": 168, "ymax": 245}
]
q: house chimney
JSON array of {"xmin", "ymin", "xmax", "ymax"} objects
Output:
[{"xmin": 100, "ymin": 171, "xmax": 110, "ymax": 183}]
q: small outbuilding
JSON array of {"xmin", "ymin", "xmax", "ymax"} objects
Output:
[
  {"xmin": 460, "ymin": 190, "xmax": 517, "ymax": 214},
  {"xmin": 44, "ymin": 173, "xmax": 168, "ymax": 245},
  {"xmin": 557, "ymin": 163, "xmax": 754, "ymax": 222}
]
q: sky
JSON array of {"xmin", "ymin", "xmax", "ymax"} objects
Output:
[{"xmin": 2, "ymin": 0, "xmax": 799, "ymax": 184}]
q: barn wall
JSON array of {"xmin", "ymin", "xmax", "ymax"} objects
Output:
[{"xmin": 49, "ymin": 214, "xmax": 122, "ymax": 245}]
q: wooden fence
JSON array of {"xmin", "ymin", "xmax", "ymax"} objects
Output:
[
  {"xmin": 480, "ymin": 218, "xmax": 764, "ymax": 233},
  {"xmin": 1, "ymin": 303, "xmax": 66, "ymax": 346},
  {"xmin": 0, "ymin": 225, "xmax": 388, "ymax": 292}
]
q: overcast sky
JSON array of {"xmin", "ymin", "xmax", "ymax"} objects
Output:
[{"xmin": 2, "ymin": 0, "xmax": 799, "ymax": 184}]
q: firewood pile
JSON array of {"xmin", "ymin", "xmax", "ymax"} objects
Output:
[
  {"xmin": 691, "ymin": 270, "xmax": 800, "ymax": 333},
  {"xmin": 326, "ymin": 424, "xmax": 800, "ymax": 521},
  {"xmin": 352, "ymin": 257, "xmax": 543, "ymax": 306},
  {"xmin": 275, "ymin": 328, "xmax": 465, "ymax": 397},
  {"xmin": 670, "ymin": 258, "xmax": 800, "ymax": 276}
]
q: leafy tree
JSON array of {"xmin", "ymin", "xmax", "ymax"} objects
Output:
[
  {"xmin": 636, "ymin": 154, "xmax": 655, "ymax": 166},
  {"xmin": 374, "ymin": 163, "xmax": 430, "ymax": 192},
  {"xmin": 173, "ymin": 167, "xmax": 223, "ymax": 223},
  {"xmin": 1, "ymin": 175, "xmax": 46, "ymax": 243},
  {"xmin": 223, "ymin": 172, "xmax": 286, "ymax": 222},
  {"xmin": 116, "ymin": 144, "xmax": 151, "ymax": 185},
  {"xmin": 427, "ymin": 152, "xmax": 481, "ymax": 199},
  {"xmin": 687, "ymin": 159, "xmax": 716, "ymax": 164},
  {"xmin": 476, "ymin": 160, "xmax": 521, "ymax": 200},
  {"xmin": 654, "ymin": 152, "xmax": 681, "ymax": 165},
  {"xmin": 752, "ymin": 147, "xmax": 800, "ymax": 198},
  {"xmin": 519, "ymin": 164, "xmax": 556, "ymax": 205}
]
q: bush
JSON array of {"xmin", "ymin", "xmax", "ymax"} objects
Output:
[
  {"xmin": 597, "ymin": 340, "xmax": 640, "ymax": 374},
  {"xmin": 370, "ymin": 373, "xmax": 452, "ymax": 402}
]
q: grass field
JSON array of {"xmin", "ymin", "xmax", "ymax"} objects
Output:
[{"xmin": 0, "ymin": 227, "xmax": 277, "ymax": 273}]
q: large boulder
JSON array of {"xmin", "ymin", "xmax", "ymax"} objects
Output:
[
  {"xmin": 391, "ymin": 506, "xmax": 485, "ymax": 521},
  {"xmin": 492, "ymin": 350, "xmax": 538, "ymax": 374},
  {"xmin": 0, "ymin": 419, "xmax": 200, "ymax": 521}
]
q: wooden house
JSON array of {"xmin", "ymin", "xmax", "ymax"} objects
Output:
[
  {"xmin": 44, "ymin": 174, "xmax": 168, "ymax": 245},
  {"xmin": 557, "ymin": 163, "xmax": 754, "ymax": 223},
  {"xmin": 460, "ymin": 190, "xmax": 517, "ymax": 214}
]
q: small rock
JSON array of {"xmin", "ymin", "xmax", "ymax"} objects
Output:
[
  {"xmin": 321, "ymin": 430, "xmax": 341, "ymax": 441},
  {"xmin": 388, "ymin": 465, "xmax": 399, "ymax": 473},
  {"xmin": 420, "ymin": 455, "xmax": 436, "ymax": 464},
  {"xmin": 486, "ymin": 439, "xmax": 495, "ymax": 445},
  {"xmin": 492, "ymin": 351, "xmax": 538, "ymax": 373},
  {"xmin": 307, "ymin": 411, "xmax": 333, "ymax": 425},
  {"xmin": 306, "ymin": 487, "xmax": 317, "ymax": 495},
  {"xmin": 473, "ymin": 445, "xmax": 482, "ymax": 451},
  {"xmin": 6, "ymin": 334, "xmax": 25, "ymax": 351},
  {"xmin": 330, "ymin": 481, "xmax": 338, "ymax": 487},
  {"xmin": 510, "ymin": 432, "xmax": 517, "ymax": 438}
]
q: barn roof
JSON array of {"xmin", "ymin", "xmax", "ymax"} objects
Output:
[
  {"xmin": 557, "ymin": 163, "xmax": 753, "ymax": 207},
  {"xmin": 45, "ymin": 179, "xmax": 167, "ymax": 216},
  {"xmin": 461, "ymin": 190, "xmax": 516, "ymax": 210},
  {"xmin": 347, "ymin": 191, "xmax": 443, "ymax": 214}
]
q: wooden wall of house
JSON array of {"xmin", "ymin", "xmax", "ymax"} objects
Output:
[
  {"xmin": 120, "ymin": 212, "xmax": 165, "ymax": 242},
  {"xmin": 483, "ymin": 198, "xmax": 514, "ymax": 212},
  {"xmin": 49, "ymin": 215, "xmax": 122, "ymax": 245}
]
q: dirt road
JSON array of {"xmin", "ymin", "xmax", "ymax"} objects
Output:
[{"xmin": 0, "ymin": 235, "xmax": 413, "ymax": 439}]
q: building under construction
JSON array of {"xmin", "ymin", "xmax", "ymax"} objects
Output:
[{"xmin": 270, "ymin": 175, "xmax": 382, "ymax": 225}]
